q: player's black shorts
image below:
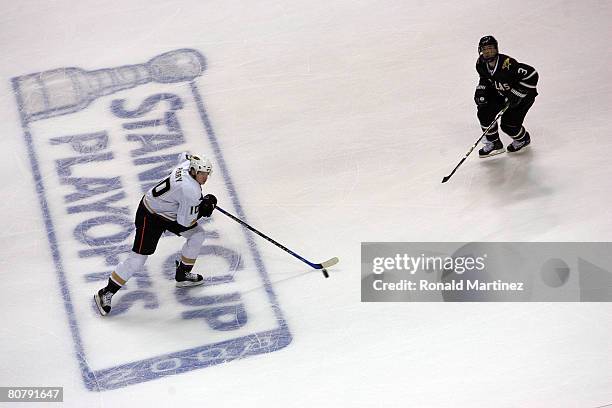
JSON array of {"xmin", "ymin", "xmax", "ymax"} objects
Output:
[
  {"xmin": 132, "ymin": 198, "xmax": 196, "ymax": 255},
  {"xmin": 477, "ymin": 88, "xmax": 536, "ymax": 129}
]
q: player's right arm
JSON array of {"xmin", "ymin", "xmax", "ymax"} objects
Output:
[{"xmin": 474, "ymin": 59, "xmax": 489, "ymax": 106}]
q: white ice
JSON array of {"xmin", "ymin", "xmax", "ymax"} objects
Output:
[{"xmin": 1, "ymin": 0, "xmax": 611, "ymax": 407}]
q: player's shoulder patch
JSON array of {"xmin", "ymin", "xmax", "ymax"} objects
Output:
[
  {"xmin": 501, "ymin": 56, "xmax": 512, "ymax": 70},
  {"xmin": 498, "ymin": 54, "xmax": 518, "ymax": 70}
]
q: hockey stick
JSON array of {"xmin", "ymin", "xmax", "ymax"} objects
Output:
[
  {"xmin": 215, "ymin": 205, "xmax": 339, "ymax": 278},
  {"xmin": 441, "ymin": 103, "xmax": 509, "ymax": 183}
]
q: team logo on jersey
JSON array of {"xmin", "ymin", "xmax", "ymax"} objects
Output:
[
  {"xmin": 11, "ymin": 49, "xmax": 291, "ymax": 390},
  {"xmin": 494, "ymin": 81, "xmax": 511, "ymax": 92},
  {"xmin": 502, "ymin": 57, "xmax": 511, "ymax": 70}
]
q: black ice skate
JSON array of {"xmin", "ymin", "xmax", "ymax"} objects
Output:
[
  {"xmin": 479, "ymin": 138, "xmax": 505, "ymax": 158},
  {"xmin": 94, "ymin": 289, "xmax": 113, "ymax": 316},
  {"xmin": 507, "ymin": 132, "xmax": 531, "ymax": 153},
  {"xmin": 175, "ymin": 260, "xmax": 204, "ymax": 287}
]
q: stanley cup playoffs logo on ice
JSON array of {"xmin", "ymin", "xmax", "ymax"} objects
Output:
[{"xmin": 12, "ymin": 49, "xmax": 291, "ymax": 390}]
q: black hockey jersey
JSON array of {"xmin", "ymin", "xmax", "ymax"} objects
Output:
[{"xmin": 476, "ymin": 53, "xmax": 538, "ymax": 98}]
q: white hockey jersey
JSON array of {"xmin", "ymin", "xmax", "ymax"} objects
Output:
[{"xmin": 142, "ymin": 154, "xmax": 202, "ymax": 227}]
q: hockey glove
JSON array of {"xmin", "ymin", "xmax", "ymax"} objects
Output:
[
  {"xmin": 198, "ymin": 194, "xmax": 217, "ymax": 218},
  {"xmin": 508, "ymin": 87, "xmax": 527, "ymax": 108},
  {"xmin": 474, "ymin": 85, "xmax": 488, "ymax": 106}
]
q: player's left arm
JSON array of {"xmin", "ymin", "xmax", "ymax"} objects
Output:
[
  {"xmin": 198, "ymin": 194, "xmax": 217, "ymax": 219},
  {"xmin": 508, "ymin": 60, "xmax": 539, "ymax": 106},
  {"xmin": 176, "ymin": 188, "xmax": 201, "ymax": 227},
  {"xmin": 514, "ymin": 61, "xmax": 538, "ymax": 91}
]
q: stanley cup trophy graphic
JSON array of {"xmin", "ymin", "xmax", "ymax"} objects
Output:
[{"xmin": 13, "ymin": 48, "xmax": 206, "ymax": 122}]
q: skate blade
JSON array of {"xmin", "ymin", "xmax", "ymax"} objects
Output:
[
  {"xmin": 479, "ymin": 148, "xmax": 506, "ymax": 158},
  {"xmin": 94, "ymin": 293, "xmax": 108, "ymax": 316},
  {"xmin": 176, "ymin": 279, "xmax": 205, "ymax": 288}
]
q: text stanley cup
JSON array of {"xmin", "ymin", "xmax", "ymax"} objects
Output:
[{"xmin": 13, "ymin": 49, "xmax": 206, "ymax": 122}]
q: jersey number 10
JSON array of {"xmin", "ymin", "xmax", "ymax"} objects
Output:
[{"xmin": 151, "ymin": 177, "xmax": 171, "ymax": 197}]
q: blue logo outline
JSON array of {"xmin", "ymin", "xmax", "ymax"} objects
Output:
[{"xmin": 11, "ymin": 49, "xmax": 292, "ymax": 391}]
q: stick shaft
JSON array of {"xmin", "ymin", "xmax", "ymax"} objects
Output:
[
  {"xmin": 215, "ymin": 205, "xmax": 323, "ymax": 269},
  {"xmin": 441, "ymin": 104, "xmax": 509, "ymax": 183}
]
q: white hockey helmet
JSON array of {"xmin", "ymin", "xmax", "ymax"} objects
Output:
[{"xmin": 189, "ymin": 154, "xmax": 213, "ymax": 175}]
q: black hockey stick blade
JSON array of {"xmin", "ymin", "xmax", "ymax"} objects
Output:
[{"xmin": 441, "ymin": 157, "xmax": 467, "ymax": 183}]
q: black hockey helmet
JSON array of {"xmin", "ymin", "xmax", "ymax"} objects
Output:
[
  {"xmin": 478, "ymin": 35, "xmax": 498, "ymax": 61},
  {"xmin": 478, "ymin": 35, "xmax": 498, "ymax": 52}
]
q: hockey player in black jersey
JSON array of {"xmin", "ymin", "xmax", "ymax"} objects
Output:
[{"xmin": 474, "ymin": 36, "xmax": 538, "ymax": 157}]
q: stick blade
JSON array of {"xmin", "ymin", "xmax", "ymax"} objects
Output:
[
  {"xmin": 441, "ymin": 176, "xmax": 450, "ymax": 183},
  {"xmin": 320, "ymin": 257, "xmax": 339, "ymax": 269}
]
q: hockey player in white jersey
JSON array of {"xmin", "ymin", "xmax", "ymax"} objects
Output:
[{"xmin": 94, "ymin": 152, "xmax": 217, "ymax": 316}]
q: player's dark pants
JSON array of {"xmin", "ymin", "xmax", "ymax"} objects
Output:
[
  {"xmin": 477, "ymin": 90, "xmax": 536, "ymax": 142},
  {"xmin": 132, "ymin": 198, "xmax": 196, "ymax": 255}
]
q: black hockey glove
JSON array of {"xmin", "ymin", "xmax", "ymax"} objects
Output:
[
  {"xmin": 508, "ymin": 87, "xmax": 527, "ymax": 108},
  {"xmin": 474, "ymin": 85, "xmax": 488, "ymax": 106},
  {"xmin": 198, "ymin": 194, "xmax": 217, "ymax": 218}
]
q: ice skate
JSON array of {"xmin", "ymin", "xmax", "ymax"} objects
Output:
[
  {"xmin": 94, "ymin": 288, "xmax": 114, "ymax": 316},
  {"xmin": 479, "ymin": 138, "xmax": 505, "ymax": 158},
  {"xmin": 507, "ymin": 132, "xmax": 531, "ymax": 153},
  {"xmin": 175, "ymin": 260, "xmax": 204, "ymax": 287}
]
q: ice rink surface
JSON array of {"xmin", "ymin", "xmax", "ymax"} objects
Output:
[{"xmin": 1, "ymin": 0, "xmax": 611, "ymax": 406}]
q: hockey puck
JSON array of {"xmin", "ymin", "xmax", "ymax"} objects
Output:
[{"xmin": 322, "ymin": 268, "xmax": 329, "ymax": 278}]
